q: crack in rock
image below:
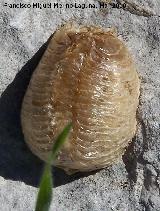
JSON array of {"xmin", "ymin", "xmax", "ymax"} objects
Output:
[
  {"xmin": 100, "ymin": 0, "xmax": 157, "ymax": 17},
  {"xmin": 116, "ymin": 0, "xmax": 155, "ymax": 17}
]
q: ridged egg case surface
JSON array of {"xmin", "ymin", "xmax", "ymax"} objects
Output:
[{"xmin": 21, "ymin": 23, "xmax": 140, "ymax": 174}]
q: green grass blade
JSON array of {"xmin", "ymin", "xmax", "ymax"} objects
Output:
[
  {"xmin": 35, "ymin": 122, "xmax": 72, "ymax": 211},
  {"xmin": 49, "ymin": 122, "xmax": 72, "ymax": 162},
  {"xmin": 35, "ymin": 164, "xmax": 52, "ymax": 211}
]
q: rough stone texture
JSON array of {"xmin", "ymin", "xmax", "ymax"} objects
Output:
[{"xmin": 0, "ymin": 0, "xmax": 160, "ymax": 210}]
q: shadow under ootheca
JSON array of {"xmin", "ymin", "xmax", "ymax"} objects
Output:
[{"xmin": 0, "ymin": 36, "xmax": 93, "ymax": 188}]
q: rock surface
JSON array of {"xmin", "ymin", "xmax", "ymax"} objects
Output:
[{"xmin": 0, "ymin": 0, "xmax": 160, "ymax": 210}]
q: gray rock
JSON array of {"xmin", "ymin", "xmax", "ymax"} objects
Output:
[{"xmin": 0, "ymin": 0, "xmax": 160, "ymax": 210}]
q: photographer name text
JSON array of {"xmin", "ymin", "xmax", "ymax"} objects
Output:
[{"xmin": 3, "ymin": 2, "xmax": 126, "ymax": 9}]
